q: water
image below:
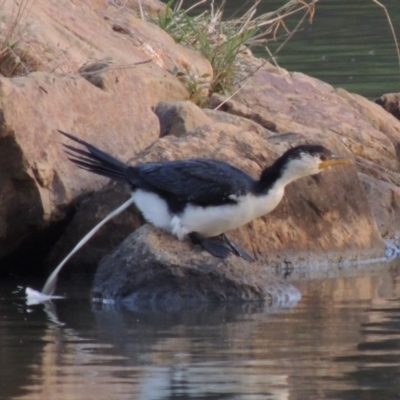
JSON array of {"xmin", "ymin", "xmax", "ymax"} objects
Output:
[
  {"xmin": 2, "ymin": 261, "xmax": 400, "ymax": 400},
  {"xmin": 184, "ymin": 0, "xmax": 400, "ymax": 99},
  {"xmin": 259, "ymin": 0, "xmax": 400, "ymax": 99}
]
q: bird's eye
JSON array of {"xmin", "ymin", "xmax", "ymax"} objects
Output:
[{"xmin": 320, "ymin": 154, "xmax": 327, "ymax": 161}]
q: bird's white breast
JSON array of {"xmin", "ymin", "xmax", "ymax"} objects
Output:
[
  {"xmin": 178, "ymin": 183, "xmax": 285, "ymax": 238},
  {"xmin": 132, "ymin": 184, "xmax": 285, "ymax": 240},
  {"xmin": 131, "ymin": 190, "xmax": 173, "ymax": 231}
]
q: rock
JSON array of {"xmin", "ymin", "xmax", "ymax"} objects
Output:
[
  {"xmin": 91, "ymin": 225, "xmax": 301, "ymax": 309},
  {"xmin": 237, "ymin": 65, "xmax": 399, "ymax": 171},
  {"xmin": 0, "ymin": 0, "xmax": 212, "ymax": 82},
  {"xmin": 337, "ymin": 89, "xmax": 400, "ymax": 160},
  {"xmin": 203, "ymin": 108, "xmax": 270, "ymax": 137},
  {"xmin": 121, "ymin": 0, "xmax": 167, "ymax": 16},
  {"xmin": 359, "ymin": 173, "xmax": 400, "ymax": 240},
  {"xmin": 231, "ymin": 63, "xmax": 400, "ymax": 243},
  {"xmin": 375, "ymin": 93, "xmax": 400, "ymax": 121},
  {"xmin": 44, "ymin": 183, "xmax": 143, "ymax": 273},
  {"xmin": 0, "ymin": 0, "xmax": 214, "ymax": 269},
  {"xmin": 154, "ymin": 100, "xmax": 212, "ymax": 137},
  {"xmin": 154, "ymin": 100, "xmax": 273, "ymax": 138},
  {"xmin": 0, "ymin": 70, "xmax": 157, "ymax": 259},
  {"xmin": 209, "ymin": 93, "xmax": 277, "ymax": 131}
]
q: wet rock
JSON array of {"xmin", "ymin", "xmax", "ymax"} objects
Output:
[
  {"xmin": 44, "ymin": 183, "xmax": 143, "ymax": 273},
  {"xmin": 91, "ymin": 224, "xmax": 301, "ymax": 309}
]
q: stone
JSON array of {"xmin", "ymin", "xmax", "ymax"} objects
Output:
[
  {"xmin": 153, "ymin": 100, "xmax": 212, "ymax": 137},
  {"xmin": 0, "ymin": 0, "xmax": 212, "ymax": 82},
  {"xmin": 44, "ymin": 183, "xmax": 143, "ymax": 273},
  {"xmin": 236, "ymin": 65, "xmax": 399, "ymax": 171},
  {"xmin": 375, "ymin": 93, "xmax": 400, "ymax": 121},
  {"xmin": 203, "ymin": 108, "xmax": 270, "ymax": 137},
  {"xmin": 209, "ymin": 93, "xmax": 277, "ymax": 132},
  {"xmin": 0, "ymin": 0, "xmax": 214, "ymax": 269},
  {"xmin": 0, "ymin": 68, "xmax": 163, "ymax": 260},
  {"xmin": 359, "ymin": 173, "xmax": 400, "ymax": 240},
  {"xmin": 91, "ymin": 224, "xmax": 301, "ymax": 309}
]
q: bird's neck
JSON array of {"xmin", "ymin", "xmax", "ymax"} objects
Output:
[{"xmin": 257, "ymin": 160, "xmax": 305, "ymax": 195}]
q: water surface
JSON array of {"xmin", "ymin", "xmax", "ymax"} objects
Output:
[
  {"xmin": 184, "ymin": 0, "xmax": 400, "ymax": 98},
  {"xmin": 2, "ymin": 261, "xmax": 400, "ymax": 400}
]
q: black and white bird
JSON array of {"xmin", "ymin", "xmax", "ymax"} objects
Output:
[
  {"xmin": 58, "ymin": 130, "xmax": 352, "ymax": 261},
  {"xmin": 32, "ymin": 130, "xmax": 353, "ymax": 298}
]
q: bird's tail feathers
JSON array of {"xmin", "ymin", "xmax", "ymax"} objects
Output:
[{"xmin": 58, "ymin": 130, "xmax": 128, "ymax": 182}]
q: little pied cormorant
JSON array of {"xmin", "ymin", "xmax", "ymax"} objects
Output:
[{"xmin": 57, "ymin": 130, "xmax": 352, "ymax": 261}]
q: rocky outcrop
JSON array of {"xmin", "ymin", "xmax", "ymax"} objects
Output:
[
  {"xmin": 0, "ymin": 0, "xmax": 212, "ymax": 266},
  {"xmin": 0, "ymin": 70, "xmax": 161, "ymax": 258},
  {"xmin": 235, "ymin": 66, "xmax": 400, "ymax": 240},
  {"xmin": 92, "ymin": 224, "xmax": 301, "ymax": 309},
  {"xmin": 2, "ymin": 0, "xmax": 400, "ymax": 304},
  {"xmin": 375, "ymin": 93, "xmax": 400, "ymax": 121}
]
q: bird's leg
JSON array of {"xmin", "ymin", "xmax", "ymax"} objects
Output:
[
  {"xmin": 189, "ymin": 232, "xmax": 231, "ymax": 259},
  {"xmin": 218, "ymin": 233, "xmax": 254, "ymax": 262}
]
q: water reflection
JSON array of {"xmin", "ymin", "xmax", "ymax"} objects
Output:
[
  {"xmin": 3, "ymin": 262, "xmax": 400, "ymax": 400},
  {"xmin": 330, "ymin": 295, "xmax": 400, "ymax": 400}
]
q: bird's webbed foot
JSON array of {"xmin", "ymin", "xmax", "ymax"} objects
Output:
[
  {"xmin": 189, "ymin": 232, "xmax": 254, "ymax": 261},
  {"xmin": 189, "ymin": 232, "xmax": 231, "ymax": 259},
  {"xmin": 217, "ymin": 233, "xmax": 254, "ymax": 262}
]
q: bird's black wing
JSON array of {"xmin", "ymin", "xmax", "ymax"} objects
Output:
[{"xmin": 127, "ymin": 159, "xmax": 256, "ymax": 206}]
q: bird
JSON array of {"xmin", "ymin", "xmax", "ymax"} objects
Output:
[{"xmin": 57, "ymin": 130, "xmax": 352, "ymax": 261}]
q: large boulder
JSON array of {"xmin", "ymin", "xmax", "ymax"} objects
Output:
[
  {"xmin": 0, "ymin": 68, "xmax": 163, "ymax": 262},
  {"xmin": 0, "ymin": 0, "xmax": 213, "ymax": 270},
  {"xmin": 235, "ymin": 65, "xmax": 400, "ymax": 241}
]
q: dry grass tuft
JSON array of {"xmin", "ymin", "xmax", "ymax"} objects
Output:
[
  {"xmin": 152, "ymin": 0, "xmax": 318, "ymax": 101},
  {"xmin": 0, "ymin": 0, "xmax": 42, "ymax": 77}
]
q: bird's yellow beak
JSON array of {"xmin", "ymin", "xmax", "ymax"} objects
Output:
[{"xmin": 319, "ymin": 158, "xmax": 353, "ymax": 170}]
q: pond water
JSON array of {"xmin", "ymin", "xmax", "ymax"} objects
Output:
[
  {"xmin": 2, "ymin": 261, "xmax": 400, "ymax": 400},
  {"xmin": 185, "ymin": 0, "xmax": 400, "ymax": 99}
]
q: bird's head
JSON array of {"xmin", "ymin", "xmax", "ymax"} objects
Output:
[{"xmin": 276, "ymin": 145, "xmax": 353, "ymax": 184}]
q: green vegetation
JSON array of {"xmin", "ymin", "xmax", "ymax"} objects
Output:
[{"xmin": 153, "ymin": 0, "xmax": 318, "ymax": 103}]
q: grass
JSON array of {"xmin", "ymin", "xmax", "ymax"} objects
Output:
[
  {"xmin": 152, "ymin": 0, "xmax": 319, "ymax": 103},
  {"xmin": 371, "ymin": 0, "xmax": 400, "ymax": 85},
  {"xmin": 0, "ymin": 0, "xmax": 39, "ymax": 77}
]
